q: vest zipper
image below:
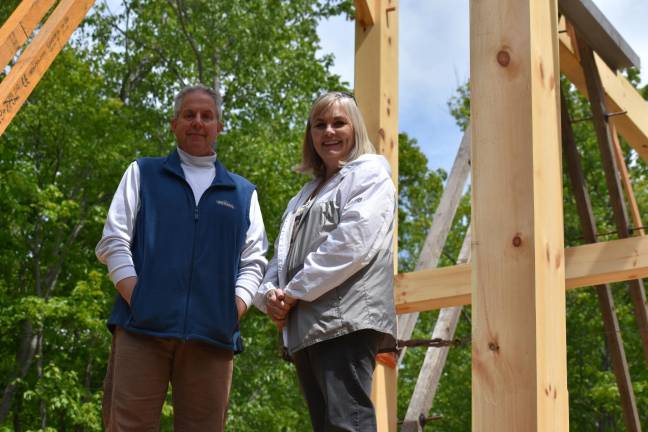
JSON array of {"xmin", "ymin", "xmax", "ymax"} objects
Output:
[
  {"xmin": 182, "ymin": 182, "xmax": 216, "ymax": 340},
  {"xmin": 182, "ymin": 201, "xmax": 199, "ymax": 340}
]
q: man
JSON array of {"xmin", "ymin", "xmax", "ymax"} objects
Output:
[{"xmin": 96, "ymin": 84, "xmax": 267, "ymax": 431}]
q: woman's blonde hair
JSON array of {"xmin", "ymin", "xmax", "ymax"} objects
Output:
[{"xmin": 295, "ymin": 92, "xmax": 375, "ymax": 178}]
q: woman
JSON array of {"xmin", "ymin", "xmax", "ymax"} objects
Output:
[{"xmin": 254, "ymin": 91, "xmax": 396, "ymax": 431}]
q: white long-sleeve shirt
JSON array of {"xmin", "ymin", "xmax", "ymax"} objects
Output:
[{"xmin": 96, "ymin": 147, "xmax": 268, "ymax": 307}]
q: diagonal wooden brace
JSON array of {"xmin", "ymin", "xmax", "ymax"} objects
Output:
[{"xmin": 0, "ymin": 0, "xmax": 96, "ymax": 136}]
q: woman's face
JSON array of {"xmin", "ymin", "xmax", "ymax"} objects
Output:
[{"xmin": 310, "ymin": 102, "xmax": 355, "ymax": 178}]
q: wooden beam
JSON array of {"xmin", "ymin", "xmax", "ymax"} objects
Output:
[
  {"xmin": 561, "ymin": 90, "xmax": 641, "ymax": 432},
  {"xmin": 559, "ymin": 31, "xmax": 648, "ymax": 163},
  {"xmin": 354, "ymin": 0, "xmax": 398, "ymax": 187},
  {"xmin": 558, "ymin": 0, "xmax": 640, "ymax": 70},
  {"xmin": 0, "ymin": 0, "xmax": 96, "ymax": 136},
  {"xmin": 578, "ymin": 34, "xmax": 648, "ymax": 364},
  {"xmin": 401, "ymin": 228, "xmax": 471, "ymax": 432},
  {"xmin": 394, "ymin": 235, "xmax": 648, "ymax": 313},
  {"xmin": 397, "ymin": 127, "xmax": 471, "ymax": 366},
  {"xmin": 354, "ymin": 0, "xmax": 376, "ymax": 28},
  {"xmin": 354, "ymin": 1, "xmax": 398, "ymax": 430},
  {"xmin": 0, "ymin": 0, "xmax": 56, "ymax": 72},
  {"xmin": 471, "ymin": 0, "xmax": 567, "ymax": 428},
  {"xmin": 395, "ymin": 263, "xmax": 470, "ymax": 314}
]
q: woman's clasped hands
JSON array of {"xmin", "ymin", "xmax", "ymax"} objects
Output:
[{"xmin": 265, "ymin": 289, "xmax": 297, "ymax": 329}]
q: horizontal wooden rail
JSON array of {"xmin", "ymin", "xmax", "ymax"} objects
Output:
[
  {"xmin": 559, "ymin": 31, "xmax": 648, "ymax": 162},
  {"xmin": 395, "ymin": 235, "xmax": 648, "ymax": 313}
]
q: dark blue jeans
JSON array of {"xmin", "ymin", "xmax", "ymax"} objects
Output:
[{"xmin": 292, "ymin": 330, "xmax": 382, "ymax": 432}]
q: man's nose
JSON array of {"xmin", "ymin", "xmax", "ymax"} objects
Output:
[{"xmin": 191, "ymin": 115, "xmax": 205, "ymax": 126}]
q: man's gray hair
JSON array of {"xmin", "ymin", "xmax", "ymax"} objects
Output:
[{"xmin": 173, "ymin": 84, "xmax": 222, "ymax": 121}]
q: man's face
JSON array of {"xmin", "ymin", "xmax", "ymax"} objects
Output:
[{"xmin": 171, "ymin": 91, "xmax": 222, "ymax": 156}]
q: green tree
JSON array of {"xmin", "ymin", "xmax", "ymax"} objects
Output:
[{"xmin": 0, "ymin": 0, "xmax": 356, "ymax": 429}]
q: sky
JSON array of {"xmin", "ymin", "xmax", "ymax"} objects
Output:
[{"xmin": 316, "ymin": 0, "xmax": 648, "ymax": 172}]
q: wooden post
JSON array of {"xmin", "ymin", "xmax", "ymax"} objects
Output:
[
  {"xmin": 0, "ymin": 0, "xmax": 96, "ymax": 136},
  {"xmin": 0, "ymin": 0, "xmax": 56, "ymax": 72},
  {"xmin": 354, "ymin": 1, "xmax": 398, "ymax": 430},
  {"xmin": 561, "ymin": 91, "xmax": 641, "ymax": 432},
  {"xmin": 470, "ymin": 0, "xmax": 568, "ymax": 430},
  {"xmin": 577, "ymin": 35, "xmax": 648, "ymax": 365}
]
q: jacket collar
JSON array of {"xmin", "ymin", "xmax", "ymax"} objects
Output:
[{"xmin": 162, "ymin": 148, "xmax": 236, "ymax": 189}]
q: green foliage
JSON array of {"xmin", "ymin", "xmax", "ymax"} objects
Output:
[
  {"xmin": 447, "ymin": 82, "xmax": 470, "ymax": 132},
  {"xmin": 397, "ymin": 133, "xmax": 446, "ymax": 272},
  {"xmin": 0, "ymin": 0, "xmax": 356, "ymax": 430}
]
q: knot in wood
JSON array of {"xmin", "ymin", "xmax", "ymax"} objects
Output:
[
  {"xmin": 497, "ymin": 50, "xmax": 511, "ymax": 67},
  {"xmin": 488, "ymin": 342, "xmax": 499, "ymax": 352},
  {"xmin": 512, "ymin": 235, "xmax": 522, "ymax": 247}
]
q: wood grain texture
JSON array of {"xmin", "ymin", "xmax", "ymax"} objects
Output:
[
  {"xmin": 354, "ymin": 0, "xmax": 375, "ymax": 28},
  {"xmin": 0, "ymin": 0, "xmax": 56, "ymax": 72},
  {"xmin": 470, "ymin": 0, "xmax": 568, "ymax": 429},
  {"xmin": 0, "ymin": 0, "xmax": 96, "ymax": 136}
]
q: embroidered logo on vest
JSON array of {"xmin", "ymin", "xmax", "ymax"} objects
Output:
[{"xmin": 216, "ymin": 200, "xmax": 235, "ymax": 209}]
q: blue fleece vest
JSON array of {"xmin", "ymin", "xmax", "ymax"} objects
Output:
[{"xmin": 107, "ymin": 149, "xmax": 254, "ymax": 353}]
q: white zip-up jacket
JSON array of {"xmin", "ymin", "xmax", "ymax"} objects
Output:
[{"xmin": 254, "ymin": 154, "xmax": 397, "ymax": 354}]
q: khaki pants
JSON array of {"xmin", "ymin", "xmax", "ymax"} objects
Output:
[{"xmin": 103, "ymin": 327, "xmax": 233, "ymax": 432}]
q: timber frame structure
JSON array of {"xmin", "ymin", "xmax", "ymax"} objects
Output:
[{"xmin": 2, "ymin": 0, "xmax": 648, "ymax": 430}]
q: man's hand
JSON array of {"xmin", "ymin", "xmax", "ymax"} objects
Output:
[
  {"xmin": 116, "ymin": 276, "xmax": 137, "ymax": 305},
  {"xmin": 235, "ymin": 296, "xmax": 247, "ymax": 321}
]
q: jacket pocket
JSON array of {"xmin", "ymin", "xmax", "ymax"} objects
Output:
[
  {"xmin": 128, "ymin": 279, "xmax": 141, "ymax": 310},
  {"xmin": 127, "ymin": 273, "xmax": 186, "ymax": 333}
]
